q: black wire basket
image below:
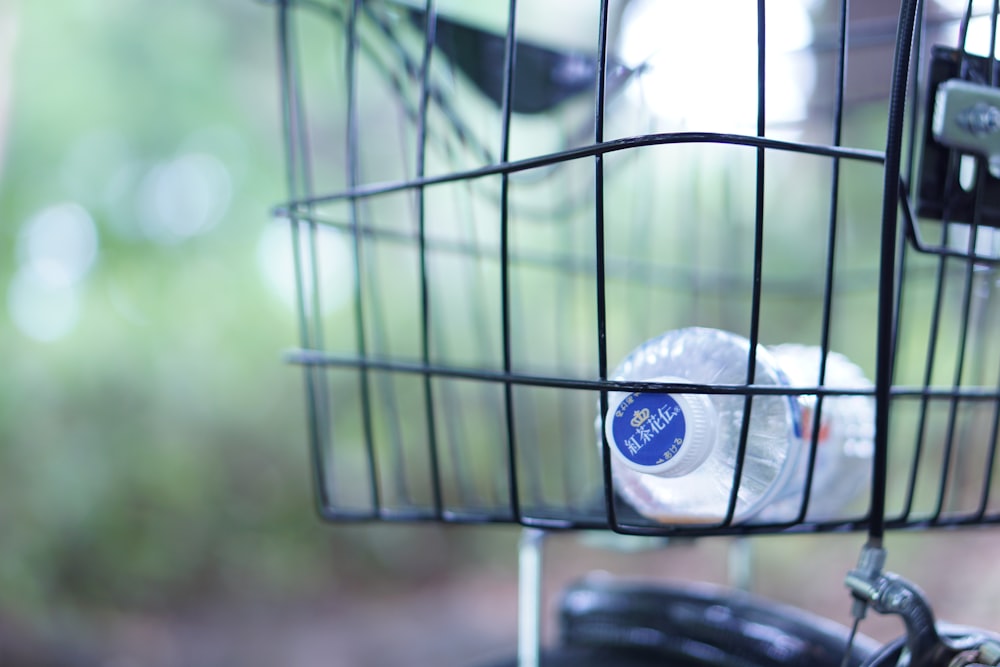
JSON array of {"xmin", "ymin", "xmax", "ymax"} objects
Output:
[{"xmin": 272, "ymin": 0, "xmax": 1000, "ymax": 537}]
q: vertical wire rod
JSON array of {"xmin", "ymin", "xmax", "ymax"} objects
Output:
[
  {"xmin": 415, "ymin": 0, "xmax": 444, "ymax": 517},
  {"xmin": 594, "ymin": 0, "xmax": 615, "ymax": 529},
  {"xmin": 499, "ymin": 0, "xmax": 522, "ymax": 523},
  {"xmin": 871, "ymin": 0, "xmax": 922, "ymax": 543},
  {"xmin": 345, "ymin": 0, "xmax": 382, "ymax": 515},
  {"xmin": 727, "ymin": 0, "xmax": 769, "ymax": 526}
]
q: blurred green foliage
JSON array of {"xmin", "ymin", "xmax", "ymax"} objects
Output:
[{"xmin": 0, "ymin": 0, "xmax": 392, "ymax": 623}]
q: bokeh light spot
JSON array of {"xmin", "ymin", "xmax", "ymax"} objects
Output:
[
  {"xmin": 7, "ymin": 267, "xmax": 81, "ymax": 342},
  {"xmin": 18, "ymin": 201, "xmax": 99, "ymax": 288},
  {"xmin": 137, "ymin": 152, "xmax": 232, "ymax": 244},
  {"xmin": 618, "ymin": 0, "xmax": 815, "ymax": 131},
  {"xmin": 256, "ymin": 220, "xmax": 355, "ymax": 315}
]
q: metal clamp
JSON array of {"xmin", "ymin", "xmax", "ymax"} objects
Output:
[
  {"xmin": 933, "ymin": 79, "xmax": 1000, "ymax": 178},
  {"xmin": 845, "ymin": 544, "xmax": 1000, "ymax": 667}
]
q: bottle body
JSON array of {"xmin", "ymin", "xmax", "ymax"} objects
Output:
[
  {"xmin": 758, "ymin": 344, "xmax": 875, "ymax": 522},
  {"xmin": 601, "ymin": 327, "xmax": 801, "ymax": 523}
]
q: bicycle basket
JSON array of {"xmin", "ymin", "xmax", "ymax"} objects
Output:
[{"xmin": 272, "ymin": 0, "xmax": 1000, "ymax": 536}]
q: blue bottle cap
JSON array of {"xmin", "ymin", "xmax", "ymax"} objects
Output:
[{"xmin": 605, "ymin": 376, "xmax": 717, "ymax": 477}]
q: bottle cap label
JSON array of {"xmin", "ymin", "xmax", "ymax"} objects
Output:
[{"xmin": 609, "ymin": 391, "xmax": 687, "ymax": 468}]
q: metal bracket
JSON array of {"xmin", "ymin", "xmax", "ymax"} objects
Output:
[
  {"xmin": 933, "ymin": 79, "xmax": 1000, "ymax": 178},
  {"xmin": 844, "ymin": 544, "xmax": 1000, "ymax": 667},
  {"xmin": 916, "ymin": 46, "xmax": 1000, "ymax": 228}
]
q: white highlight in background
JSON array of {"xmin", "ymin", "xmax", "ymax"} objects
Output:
[
  {"xmin": 936, "ymin": 0, "xmax": 1000, "ymax": 58},
  {"xmin": 18, "ymin": 202, "xmax": 98, "ymax": 288},
  {"xmin": 137, "ymin": 152, "xmax": 232, "ymax": 244},
  {"xmin": 617, "ymin": 0, "xmax": 815, "ymax": 131},
  {"xmin": 9, "ymin": 202, "xmax": 98, "ymax": 342},
  {"xmin": 256, "ymin": 220, "xmax": 355, "ymax": 315},
  {"xmin": 7, "ymin": 269, "xmax": 81, "ymax": 343}
]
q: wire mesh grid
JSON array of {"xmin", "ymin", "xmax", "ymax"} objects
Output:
[{"xmin": 272, "ymin": 0, "xmax": 1000, "ymax": 536}]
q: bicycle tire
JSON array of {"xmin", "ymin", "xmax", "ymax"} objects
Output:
[
  {"xmin": 475, "ymin": 645, "xmax": 704, "ymax": 667},
  {"xmin": 473, "ymin": 578, "xmax": 880, "ymax": 667},
  {"xmin": 556, "ymin": 578, "xmax": 879, "ymax": 667}
]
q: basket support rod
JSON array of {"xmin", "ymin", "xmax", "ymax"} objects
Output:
[{"xmin": 518, "ymin": 529, "xmax": 546, "ymax": 667}]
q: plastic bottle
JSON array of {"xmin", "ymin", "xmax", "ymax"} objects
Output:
[
  {"xmin": 599, "ymin": 327, "xmax": 802, "ymax": 524},
  {"xmin": 599, "ymin": 328, "xmax": 875, "ymax": 525},
  {"xmin": 757, "ymin": 344, "xmax": 875, "ymax": 522}
]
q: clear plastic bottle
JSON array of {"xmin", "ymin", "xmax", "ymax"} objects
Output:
[
  {"xmin": 757, "ymin": 344, "xmax": 875, "ymax": 522},
  {"xmin": 599, "ymin": 328, "xmax": 876, "ymax": 525},
  {"xmin": 600, "ymin": 327, "xmax": 802, "ymax": 524}
]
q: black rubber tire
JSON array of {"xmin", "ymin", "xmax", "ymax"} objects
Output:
[
  {"xmin": 476, "ymin": 578, "xmax": 880, "ymax": 667},
  {"xmin": 476, "ymin": 644, "xmax": 698, "ymax": 666},
  {"xmin": 556, "ymin": 577, "xmax": 879, "ymax": 667}
]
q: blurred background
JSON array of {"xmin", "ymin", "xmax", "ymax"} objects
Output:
[
  {"xmin": 0, "ymin": 1, "xmax": 521, "ymax": 665},
  {"xmin": 2, "ymin": 1, "xmax": 999, "ymax": 667}
]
